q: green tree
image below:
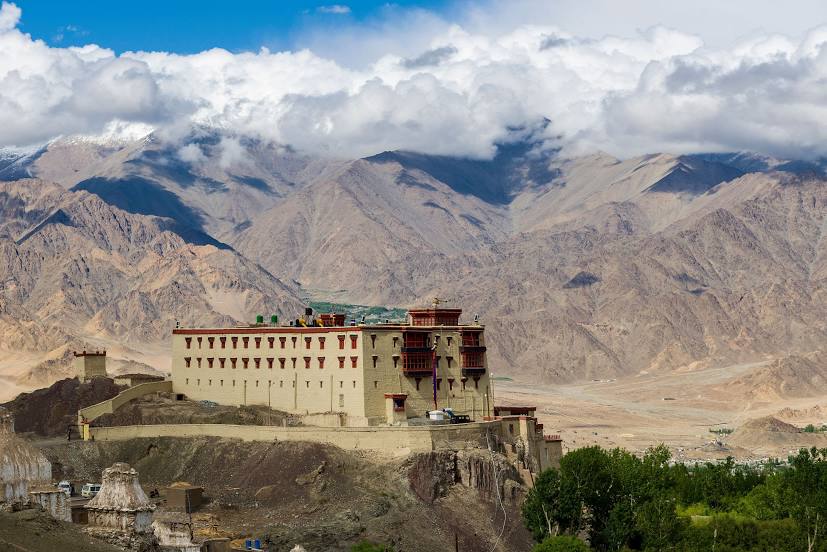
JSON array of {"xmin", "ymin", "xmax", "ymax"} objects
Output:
[
  {"xmin": 350, "ymin": 542, "xmax": 388, "ymax": 552},
  {"xmin": 781, "ymin": 448, "xmax": 827, "ymax": 552},
  {"xmin": 532, "ymin": 535, "xmax": 591, "ymax": 552}
]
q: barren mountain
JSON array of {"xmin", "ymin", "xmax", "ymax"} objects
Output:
[{"xmin": 2, "ymin": 132, "xmax": 826, "ymax": 399}]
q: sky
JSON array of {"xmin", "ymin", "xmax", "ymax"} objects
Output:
[{"xmin": 3, "ymin": 1, "xmax": 827, "ymax": 160}]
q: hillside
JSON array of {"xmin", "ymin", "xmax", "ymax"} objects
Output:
[{"xmin": 2, "ymin": 133, "xmax": 826, "ymax": 396}]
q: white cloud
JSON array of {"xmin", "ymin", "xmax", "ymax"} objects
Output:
[
  {"xmin": 317, "ymin": 5, "xmax": 351, "ymax": 15},
  {"xmin": 3, "ymin": 0, "xmax": 827, "ymax": 160}
]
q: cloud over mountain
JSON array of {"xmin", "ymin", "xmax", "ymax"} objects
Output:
[{"xmin": 2, "ymin": 1, "xmax": 827, "ymax": 159}]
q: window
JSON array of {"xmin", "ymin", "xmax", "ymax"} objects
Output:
[
  {"xmin": 392, "ymin": 336, "xmax": 399, "ymax": 348},
  {"xmin": 372, "ymin": 356, "xmax": 378, "ymax": 369},
  {"xmin": 320, "ymin": 381, "xmax": 324, "ymax": 388},
  {"xmin": 219, "ymin": 358, "xmax": 225, "ymax": 368},
  {"xmin": 208, "ymin": 379, "xmax": 212, "ymax": 386},
  {"xmin": 393, "ymin": 357, "xmax": 399, "ymax": 369},
  {"xmin": 197, "ymin": 337, "xmax": 202, "ymax": 348},
  {"xmin": 436, "ymin": 378, "xmax": 441, "ymax": 390},
  {"xmin": 462, "ymin": 332, "xmax": 481, "ymax": 347},
  {"xmin": 208, "ymin": 337, "xmax": 215, "ymax": 349},
  {"xmin": 448, "ymin": 378, "xmax": 454, "ymax": 391},
  {"xmin": 352, "ymin": 381, "xmax": 356, "ymax": 388},
  {"xmin": 338, "ymin": 394, "xmax": 344, "ymax": 408},
  {"xmin": 279, "ymin": 337, "xmax": 286, "ymax": 349},
  {"xmin": 304, "ymin": 357, "xmax": 311, "ymax": 369},
  {"xmin": 339, "ymin": 381, "xmax": 343, "ymax": 388},
  {"xmin": 230, "ymin": 358, "xmax": 237, "ymax": 369},
  {"xmin": 338, "ymin": 335, "xmax": 345, "ymax": 349},
  {"xmin": 474, "ymin": 378, "xmax": 479, "ymax": 389},
  {"xmin": 242, "ymin": 358, "xmax": 249, "ymax": 369},
  {"xmin": 242, "ymin": 337, "xmax": 249, "ymax": 348},
  {"xmin": 197, "ymin": 379, "xmax": 200, "ymax": 386},
  {"xmin": 207, "ymin": 358, "xmax": 214, "ymax": 368},
  {"xmin": 254, "ymin": 337, "xmax": 261, "ymax": 348},
  {"xmin": 415, "ymin": 378, "xmax": 421, "ymax": 391},
  {"xmin": 291, "ymin": 336, "xmax": 297, "ymax": 348},
  {"xmin": 338, "ymin": 357, "xmax": 345, "ymax": 369},
  {"xmin": 268, "ymin": 337, "xmax": 275, "ymax": 349},
  {"xmin": 185, "ymin": 338, "xmax": 192, "ymax": 349},
  {"xmin": 220, "ymin": 380, "xmax": 224, "ymax": 386},
  {"xmin": 350, "ymin": 356, "xmax": 358, "ymax": 368},
  {"xmin": 279, "ymin": 380, "xmax": 283, "ymax": 388},
  {"xmin": 255, "ymin": 380, "xmax": 259, "ymax": 388},
  {"xmin": 318, "ymin": 357, "xmax": 325, "ymax": 369},
  {"xmin": 267, "ymin": 358, "xmax": 274, "ymax": 369},
  {"xmin": 371, "ymin": 334, "xmax": 377, "ymax": 348},
  {"xmin": 461, "ymin": 377, "xmax": 467, "ymax": 391},
  {"xmin": 231, "ymin": 337, "xmax": 238, "ymax": 348},
  {"xmin": 185, "ymin": 378, "xmax": 189, "ymax": 385},
  {"xmin": 291, "ymin": 358, "xmax": 297, "ymax": 369},
  {"xmin": 305, "ymin": 381, "xmax": 310, "ymax": 388},
  {"xmin": 319, "ymin": 337, "xmax": 325, "ymax": 350},
  {"xmin": 447, "ymin": 357, "xmax": 453, "ymax": 369},
  {"xmin": 232, "ymin": 380, "xmax": 236, "ymax": 387},
  {"xmin": 374, "ymin": 381, "xmax": 378, "ymax": 389},
  {"xmin": 350, "ymin": 335, "xmax": 358, "ymax": 349},
  {"xmin": 304, "ymin": 337, "xmax": 312, "ymax": 349},
  {"xmin": 292, "ymin": 380, "xmax": 296, "ymax": 388},
  {"xmin": 279, "ymin": 358, "xmax": 286, "ymax": 369},
  {"xmin": 447, "ymin": 336, "xmax": 453, "ymax": 347},
  {"xmin": 196, "ymin": 357, "xmax": 202, "ymax": 368},
  {"xmin": 254, "ymin": 358, "xmax": 261, "ymax": 369},
  {"xmin": 184, "ymin": 357, "xmax": 191, "ymax": 368},
  {"xmin": 220, "ymin": 337, "xmax": 226, "ymax": 348}
]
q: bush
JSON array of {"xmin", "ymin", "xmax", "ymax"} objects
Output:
[
  {"xmin": 533, "ymin": 535, "xmax": 591, "ymax": 552},
  {"xmin": 350, "ymin": 542, "xmax": 388, "ymax": 552}
]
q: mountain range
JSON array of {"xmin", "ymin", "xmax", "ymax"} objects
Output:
[{"xmin": 1, "ymin": 129, "xmax": 825, "ymax": 397}]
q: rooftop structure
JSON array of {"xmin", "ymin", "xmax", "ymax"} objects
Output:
[
  {"xmin": 74, "ymin": 350, "xmax": 107, "ymax": 382},
  {"xmin": 170, "ymin": 306, "xmax": 491, "ymax": 426}
]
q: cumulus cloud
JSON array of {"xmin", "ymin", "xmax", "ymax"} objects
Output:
[{"xmin": 2, "ymin": 0, "xmax": 827, "ymax": 160}]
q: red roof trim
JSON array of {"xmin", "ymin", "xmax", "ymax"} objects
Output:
[{"xmin": 173, "ymin": 327, "xmax": 364, "ymax": 335}]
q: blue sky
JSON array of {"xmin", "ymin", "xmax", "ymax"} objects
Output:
[{"xmin": 14, "ymin": 0, "xmax": 452, "ymax": 53}]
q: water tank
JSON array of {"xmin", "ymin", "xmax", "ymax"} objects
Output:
[
  {"xmin": 270, "ymin": 314, "xmax": 278, "ymax": 325},
  {"xmin": 255, "ymin": 315, "xmax": 264, "ymax": 324}
]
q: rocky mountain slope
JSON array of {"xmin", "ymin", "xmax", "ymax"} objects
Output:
[{"xmin": 2, "ymin": 131, "xmax": 825, "ymax": 394}]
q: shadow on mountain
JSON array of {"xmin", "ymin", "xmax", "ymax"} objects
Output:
[
  {"xmin": 15, "ymin": 209, "xmax": 75, "ymax": 245},
  {"xmin": 72, "ymin": 176, "xmax": 230, "ymax": 249},
  {"xmin": 365, "ymin": 141, "xmax": 560, "ymax": 205},
  {"xmin": 645, "ymin": 158, "xmax": 743, "ymax": 195}
]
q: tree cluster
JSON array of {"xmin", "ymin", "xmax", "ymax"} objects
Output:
[{"xmin": 522, "ymin": 446, "xmax": 827, "ymax": 551}]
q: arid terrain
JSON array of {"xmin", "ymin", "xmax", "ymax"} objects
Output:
[{"xmin": 2, "ymin": 133, "xmax": 826, "ymax": 459}]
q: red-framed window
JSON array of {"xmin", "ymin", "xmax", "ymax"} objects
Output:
[
  {"xmin": 231, "ymin": 337, "xmax": 238, "ymax": 348},
  {"xmin": 338, "ymin": 357, "xmax": 345, "ymax": 369},
  {"xmin": 184, "ymin": 357, "xmax": 191, "ymax": 367},
  {"xmin": 254, "ymin": 337, "xmax": 261, "ymax": 349},
  {"xmin": 207, "ymin": 358, "xmax": 214, "ymax": 368},
  {"xmin": 220, "ymin": 337, "xmax": 226, "ymax": 348},
  {"xmin": 319, "ymin": 337, "xmax": 325, "ymax": 350},
  {"xmin": 197, "ymin": 337, "xmax": 202, "ymax": 348},
  {"xmin": 230, "ymin": 358, "xmax": 237, "ymax": 368},
  {"xmin": 279, "ymin": 337, "xmax": 286, "ymax": 349},
  {"xmin": 304, "ymin": 337, "xmax": 312, "ymax": 350},
  {"xmin": 291, "ymin": 358, "xmax": 297, "ymax": 369},
  {"xmin": 318, "ymin": 358, "xmax": 325, "ymax": 369},
  {"xmin": 254, "ymin": 358, "xmax": 261, "ymax": 369},
  {"xmin": 338, "ymin": 335, "xmax": 345, "ymax": 349},
  {"xmin": 268, "ymin": 337, "xmax": 275, "ymax": 349},
  {"xmin": 196, "ymin": 358, "xmax": 202, "ymax": 368},
  {"xmin": 462, "ymin": 332, "xmax": 481, "ymax": 347},
  {"xmin": 208, "ymin": 337, "xmax": 215, "ymax": 348},
  {"xmin": 304, "ymin": 357, "xmax": 311, "ymax": 369},
  {"xmin": 242, "ymin": 358, "xmax": 249, "ymax": 369},
  {"xmin": 267, "ymin": 358, "xmax": 274, "ymax": 369},
  {"xmin": 185, "ymin": 338, "xmax": 192, "ymax": 349},
  {"xmin": 242, "ymin": 337, "xmax": 249, "ymax": 348},
  {"xmin": 350, "ymin": 356, "xmax": 358, "ymax": 368},
  {"xmin": 350, "ymin": 335, "xmax": 358, "ymax": 349},
  {"xmin": 219, "ymin": 358, "xmax": 226, "ymax": 368},
  {"xmin": 291, "ymin": 336, "xmax": 297, "ymax": 348},
  {"xmin": 279, "ymin": 358, "xmax": 286, "ymax": 369}
]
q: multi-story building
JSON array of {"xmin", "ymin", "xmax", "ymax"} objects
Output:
[{"xmin": 171, "ymin": 307, "xmax": 492, "ymax": 426}]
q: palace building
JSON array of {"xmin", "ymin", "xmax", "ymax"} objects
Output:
[{"xmin": 171, "ymin": 306, "xmax": 492, "ymax": 426}]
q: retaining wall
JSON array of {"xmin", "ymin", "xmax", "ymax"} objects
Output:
[
  {"xmin": 88, "ymin": 421, "xmax": 500, "ymax": 454},
  {"xmin": 78, "ymin": 381, "xmax": 173, "ymax": 425}
]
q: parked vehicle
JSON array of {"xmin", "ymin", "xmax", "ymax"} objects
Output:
[
  {"xmin": 57, "ymin": 480, "xmax": 72, "ymax": 496},
  {"xmin": 81, "ymin": 483, "xmax": 101, "ymax": 498}
]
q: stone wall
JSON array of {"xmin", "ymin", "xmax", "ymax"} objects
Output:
[
  {"xmin": 78, "ymin": 380, "xmax": 173, "ymax": 425},
  {"xmin": 29, "ymin": 488, "xmax": 71, "ymax": 522}
]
